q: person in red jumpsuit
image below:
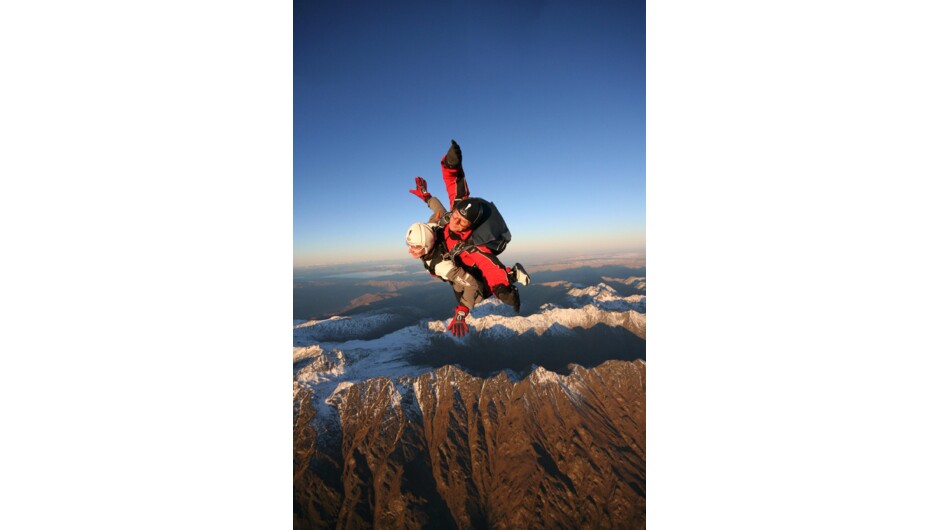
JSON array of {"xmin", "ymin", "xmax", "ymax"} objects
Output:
[{"xmin": 408, "ymin": 141, "xmax": 530, "ymax": 334}]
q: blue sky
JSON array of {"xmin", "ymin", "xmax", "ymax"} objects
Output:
[{"xmin": 294, "ymin": 0, "xmax": 645, "ymax": 267}]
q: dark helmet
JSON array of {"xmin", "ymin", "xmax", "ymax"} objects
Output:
[{"xmin": 453, "ymin": 198, "xmax": 484, "ymax": 226}]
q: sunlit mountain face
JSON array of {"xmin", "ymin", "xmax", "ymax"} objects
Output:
[{"xmin": 294, "ymin": 256, "xmax": 646, "ymax": 529}]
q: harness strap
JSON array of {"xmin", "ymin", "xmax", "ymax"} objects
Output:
[{"xmin": 443, "ymin": 240, "xmax": 476, "ymax": 262}]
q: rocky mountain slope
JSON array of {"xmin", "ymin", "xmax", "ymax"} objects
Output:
[
  {"xmin": 294, "ymin": 279, "xmax": 646, "ymax": 529},
  {"xmin": 295, "ymin": 361, "xmax": 645, "ymax": 529}
]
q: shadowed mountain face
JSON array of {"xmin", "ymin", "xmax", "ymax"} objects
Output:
[
  {"xmin": 294, "ymin": 259, "xmax": 646, "ymax": 528},
  {"xmin": 294, "ymin": 361, "xmax": 645, "ymax": 530},
  {"xmin": 412, "ymin": 321, "xmax": 645, "ymax": 376}
]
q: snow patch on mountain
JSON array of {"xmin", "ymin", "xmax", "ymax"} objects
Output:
[
  {"xmin": 567, "ymin": 282, "xmax": 620, "ymax": 299},
  {"xmin": 427, "ymin": 304, "xmax": 644, "ymax": 339},
  {"xmin": 601, "ymin": 276, "xmax": 647, "ymax": 292},
  {"xmin": 541, "ymin": 280, "xmax": 574, "ymax": 288},
  {"xmin": 293, "ymin": 344, "xmax": 324, "ymax": 364},
  {"xmin": 294, "ymin": 347, "xmax": 346, "ymax": 386},
  {"xmin": 466, "ymin": 297, "xmax": 518, "ymax": 318},
  {"xmin": 566, "ymin": 282, "xmax": 646, "ymax": 313},
  {"xmin": 529, "ymin": 366, "xmax": 561, "ymax": 385},
  {"xmin": 294, "ymin": 313, "xmax": 403, "ymax": 344}
]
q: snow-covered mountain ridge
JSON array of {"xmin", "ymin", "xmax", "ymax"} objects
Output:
[{"xmin": 293, "ymin": 280, "xmax": 646, "ymax": 399}]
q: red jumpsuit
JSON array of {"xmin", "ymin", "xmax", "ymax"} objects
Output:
[{"xmin": 440, "ymin": 157, "xmax": 512, "ymax": 290}]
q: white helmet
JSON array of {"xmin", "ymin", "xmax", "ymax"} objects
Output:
[{"xmin": 406, "ymin": 223, "xmax": 435, "ymax": 253}]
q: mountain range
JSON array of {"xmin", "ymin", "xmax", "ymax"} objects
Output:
[{"xmin": 294, "ymin": 267, "xmax": 646, "ymax": 529}]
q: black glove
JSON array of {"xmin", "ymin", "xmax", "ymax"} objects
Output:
[
  {"xmin": 493, "ymin": 284, "xmax": 520, "ymax": 313},
  {"xmin": 409, "ymin": 176, "xmax": 431, "ymax": 202},
  {"xmin": 446, "ymin": 305, "xmax": 470, "ymax": 337},
  {"xmin": 444, "ymin": 139, "xmax": 462, "ymax": 168}
]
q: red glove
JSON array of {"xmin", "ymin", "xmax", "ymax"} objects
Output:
[
  {"xmin": 446, "ymin": 305, "xmax": 470, "ymax": 337},
  {"xmin": 409, "ymin": 176, "xmax": 431, "ymax": 202}
]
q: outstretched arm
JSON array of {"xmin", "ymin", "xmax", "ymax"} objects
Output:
[
  {"xmin": 427, "ymin": 196, "xmax": 447, "ymax": 223},
  {"xmin": 411, "ymin": 176, "xmax": 448, "ymax": 223},
  {"xmin": 441, "ymin": 140, "xmax": 469, "ymax": 208}
]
